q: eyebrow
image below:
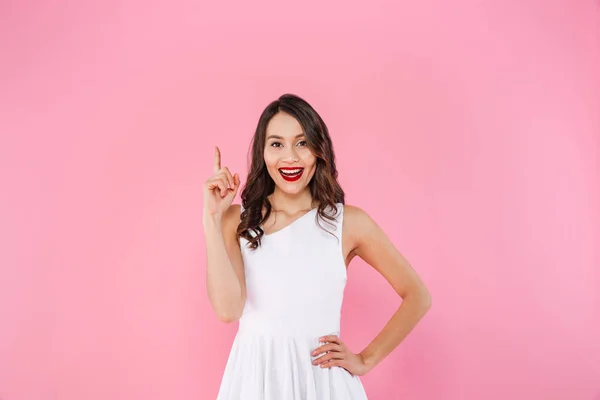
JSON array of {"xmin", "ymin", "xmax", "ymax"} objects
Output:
[{"xmin": 266, "ymin": 133, "xmax": 305, "ymax": 140}]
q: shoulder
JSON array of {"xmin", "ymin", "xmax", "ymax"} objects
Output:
[
  {"xmin": 342, "ymin": 204, "xmax": 374, "ymax": 225},
  {"xmin": 341, "ymin": 204, "xmax": 378, "ymax": 239},
  {"xmin": 222, "ymin": 204, "xmax": 242, "ymax": 233},
  {"xmin": 223, "ymin": 204, "xmax": 242, "ymax": 217},
  {"xmin": 224, "ymin": 203, "xmax": 242, "ymax": 218}
]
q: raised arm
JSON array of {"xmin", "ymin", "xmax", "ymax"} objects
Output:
[{"xmin": 203, "ymin": 146, "xmax": 246, "ymax": 323}]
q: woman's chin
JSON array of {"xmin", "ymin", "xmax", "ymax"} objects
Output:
[{"xmin": 275, "ymin": 180, "xmax": 308, "ymax": 194}]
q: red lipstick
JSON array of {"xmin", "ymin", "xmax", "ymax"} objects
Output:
[{"xmin": 278, "ymin": 167, "xmax": 304, "ymax": 182}]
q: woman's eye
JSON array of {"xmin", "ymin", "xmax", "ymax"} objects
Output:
[{"xmin": 270, "ymin": 140, "xmax": 306, "ymax": 148}]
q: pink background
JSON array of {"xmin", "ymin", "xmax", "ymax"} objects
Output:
[{"xmin": 1, "ymin": 1, "xmax": 598, "ymax": 399}]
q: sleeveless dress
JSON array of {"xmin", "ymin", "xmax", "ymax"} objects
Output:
[{"xmin": 216, "ymin": 203, "xmax": 368, "ymax": 399}]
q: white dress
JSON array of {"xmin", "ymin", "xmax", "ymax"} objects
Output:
[{"xmin": 216, "ymin": 203, "xmax": 368, "ymax": 399}]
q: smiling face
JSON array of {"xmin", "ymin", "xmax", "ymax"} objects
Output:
[
  {"xmin": 263, "ymin": 112, "xmax": 317, "ymax": 195},
  {"xmin": 239, "ymin": 93, "xmax": 345, "ymax": 249}
]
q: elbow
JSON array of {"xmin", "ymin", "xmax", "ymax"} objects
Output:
[
  {"xmin": 423, "ymin": 292, "xmax": 432, "ymax": 310},
  {"xmin": 404, "ymin": 287, "xmax": 432, "ymax": 310},
  {"xmin": 216, "ymin": 301, "xmax": 245, "ymax": 323},
  {"xmin": 217, "ymin": 311, "xmax": 241, "ymax": 323},
  {"xmin": 419, "ymin": 289, "xmax": 432, "ymax": 311},
  {"xmin": 209, "ymin": 291, "xmax": 245, "ymax": 323}
]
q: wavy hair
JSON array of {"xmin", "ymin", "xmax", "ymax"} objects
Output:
[{"xmin": 236, "ymin": 93, "xmax": 345, "ymax": 249}]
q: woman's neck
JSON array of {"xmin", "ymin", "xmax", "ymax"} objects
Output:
[{"xmin": 268, "ymin": 187, "xmax": 315, "ymax": 213}]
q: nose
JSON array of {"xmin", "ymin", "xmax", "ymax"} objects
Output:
[{"xmin": 283, "ymin": 146, "xmax": 299, "ymax": 163}]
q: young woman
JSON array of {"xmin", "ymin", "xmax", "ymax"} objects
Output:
[{"xmin": 203, "ymin": 93, "xmax": 431, "ymax": 399}]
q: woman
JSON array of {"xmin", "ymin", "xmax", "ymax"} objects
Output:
[{"xmin": 203, "ymin": 93, "xmax": 431, "ymax": 399}]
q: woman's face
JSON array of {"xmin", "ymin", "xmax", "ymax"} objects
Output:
[{"xmin": 263, "ymin": 112, "xmax": 317, "ymax": 195}]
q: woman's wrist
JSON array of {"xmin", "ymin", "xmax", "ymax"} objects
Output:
[
  {"xmin": 203, "ymin": 212, "xmax": 224, "ymax": 229},
  {"xmin": 358, "ymin": 351, "xmax": 377, "ymax": 374}
]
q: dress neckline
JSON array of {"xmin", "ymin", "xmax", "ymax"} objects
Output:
[{"xmin": 261, "ymin": 207, "xmax": 318, "ymax": 237}]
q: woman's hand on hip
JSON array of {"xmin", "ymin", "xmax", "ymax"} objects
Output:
[{"xmin": 311, "ymin": 334, "xmax": 371, "ymax": 376}]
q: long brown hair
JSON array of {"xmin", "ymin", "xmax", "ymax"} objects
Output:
[{"xmin": 237, "ymin": 93, "xmax": 345, "ymax": 249}]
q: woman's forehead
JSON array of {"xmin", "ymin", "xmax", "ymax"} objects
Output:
[{"xmin": 266, "ymin": 113, "xmax": 303, "ymax": 134}]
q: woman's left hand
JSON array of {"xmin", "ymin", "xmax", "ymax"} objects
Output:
[{"xmin": 311, "ymin": 335, "xmax": 370, "ymax": 376}]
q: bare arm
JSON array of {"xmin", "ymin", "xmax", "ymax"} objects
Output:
[
  {"xmin": 204, "ymin": 205, "xmax": 246, "ymax": 322},
  {"xmin": 203, "ymin": 147, "xmax": 246, "ymax": 323},
  {"xmin": 345, "ymin": 205, "xmax": 432, "ymax": 373}
]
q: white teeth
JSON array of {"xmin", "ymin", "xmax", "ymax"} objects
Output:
[{"xmin": 279, "ymin": 168, "xmax": 303, "ymax": 176}]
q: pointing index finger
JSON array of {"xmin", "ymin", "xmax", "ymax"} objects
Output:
[{"xmin": 214, "ymin": 146, "xmax": 221, "ymax": 174}]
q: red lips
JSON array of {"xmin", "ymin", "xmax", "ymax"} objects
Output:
[{"xmin": 278, "ymin": 167, "xmax": 304, "ymax": 182}]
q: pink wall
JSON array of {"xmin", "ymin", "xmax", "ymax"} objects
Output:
[{"xmin": 1, "ymin": 1, "xmax": 598, "ymax": 399}]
